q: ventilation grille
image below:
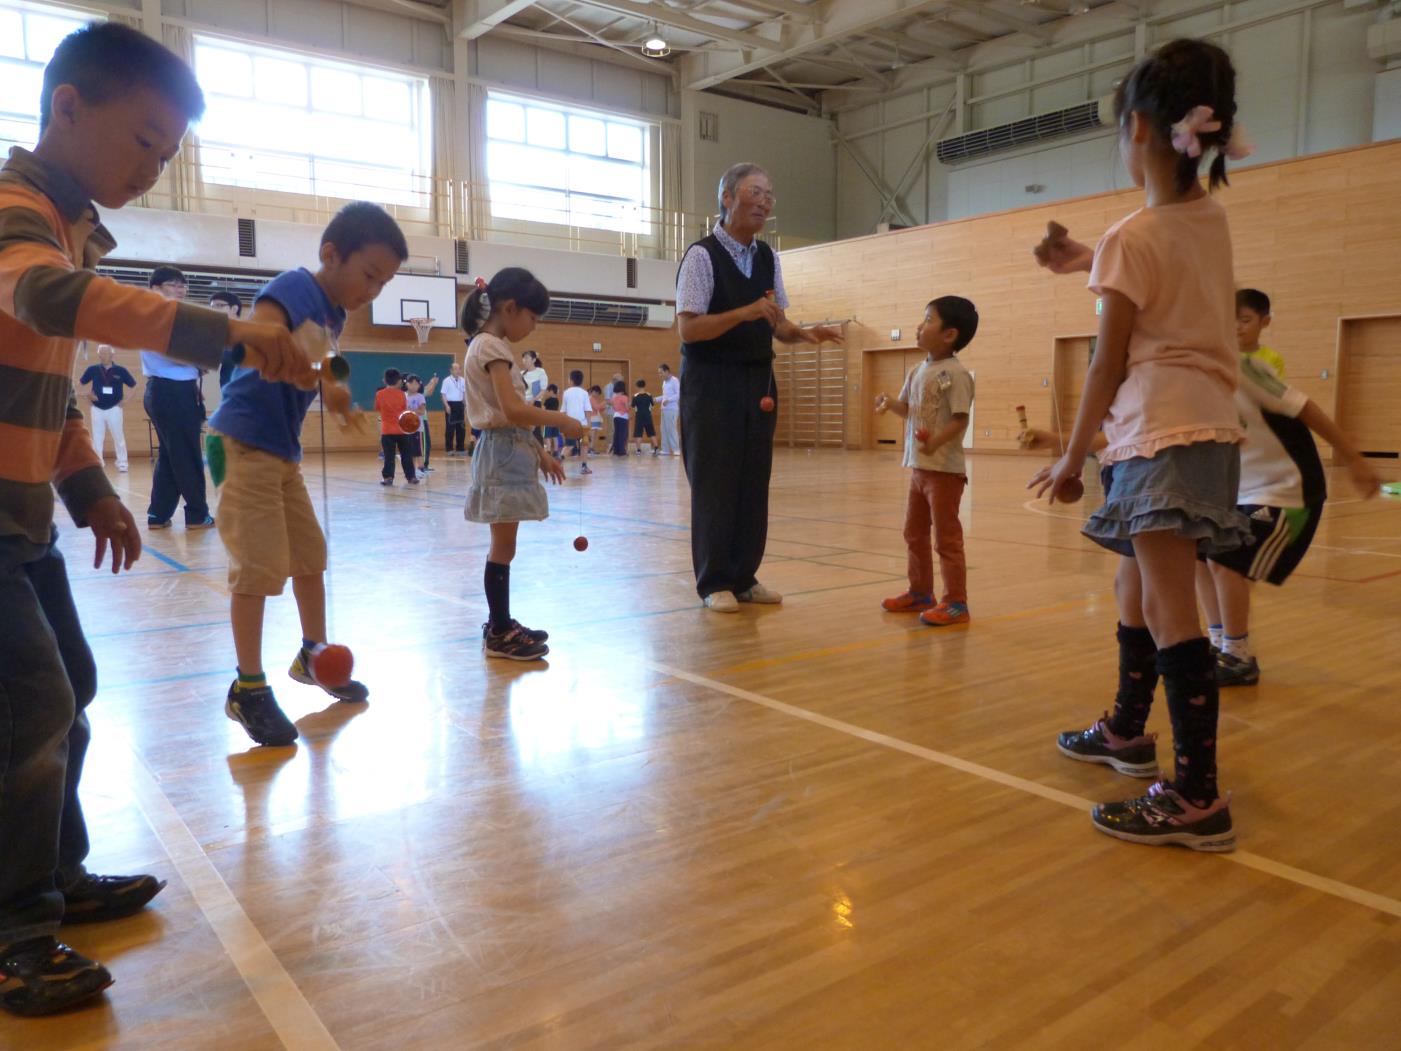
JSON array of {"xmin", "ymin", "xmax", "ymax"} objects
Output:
[
  {"xmin": 937, "ymin": 99, "xmax": 1106, "ymax": 163},
  {"xmin": 96, "ymin": 263, "xmax": 277, "ymax": 307},
  {"xmin": 454, "ymin": 238, "xmax": 470, "ymax": 274},
  {"xmin": 542, "ymin": 297, "xmax": 650, "ymax": 327},
  {"xmin": 625, "ymin": 257, "xmax": 638, "ymax": 289},
  {"xmin": 699, "ymin": 110, "xmax": 719, "ymax": 143},
  {"xmin": 237, "ymin": 218, "xmax": 256, "ymax": 258}
]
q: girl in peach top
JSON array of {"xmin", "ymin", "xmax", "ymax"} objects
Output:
[{"xmin": 1030, "ymin": 39, "xmax": 1254, "ymax": 851}]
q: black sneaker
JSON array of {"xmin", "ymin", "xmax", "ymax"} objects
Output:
[
  {"xmin": 62, "ymin": 873, "xmax": 166, "ymax": 925},
  {"xmin": 480, "ymin": 619, "xmax": 548, "ymax": 644},
  {"xmin": 380, "ymin": 478, "xmax": 393, "ymax": 486},
  {"xmin": 147, "ymin": 517, "xmax": 172, "ymax": 529},
  {"xmin": 484, "ymin": 624, "xmax": 549, "ymax": 661},
  {"xmin": 288, "ymin": 649, "xmax": 369, "ymax": 703},
  {"xmin": 1216, "ymin": 653, "xmax": 1260, "ymax": 688},
  {"xmin": 0, "ymin": 937, "xmax": 112, "ymax": 1017},
  {"xmin": 225, "ymin": 681, "xmax": 298, "ymax": 746},
  {"xmin": 1057, "ymin": 714, "xmax": 1158, "ymax": 777},
  {"xmin": 1091, "ymin": 782, "xmax": 1236, "ymax": 852}
]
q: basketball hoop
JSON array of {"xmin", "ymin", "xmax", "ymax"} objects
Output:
[{"xmin": 408, "ymin": 317, "xmax": 434, "ymax": 346}]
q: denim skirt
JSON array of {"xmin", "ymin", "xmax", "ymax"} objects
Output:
[{"xmin": 464, "ymin": 427, "xmax": 549, "ymax": 524}]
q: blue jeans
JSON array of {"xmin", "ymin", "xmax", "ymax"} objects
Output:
[{"xmin": 0, "ymin": 536, "xmax": 95, "ymax": 946}]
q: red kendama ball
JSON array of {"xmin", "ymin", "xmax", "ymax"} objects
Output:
[
  {"xmin": 311, "ymin": 643, "xmax": 354, "ymax": 689},
  {"xmin": 914, "ymin": 427, "xmax": 930, "ymax": 442},
  {"xmin": 573, "ymin": 536, "xmax": 589, "ymax": 552},
  {"xmin": 759, "ymin": 396, "xmax": 775, "ymax": 412},
  {"xmin": 398, "ymin": 410, "xmax": 420, "ymax": 432},
  {"xmin": 1056, "ymin": 477, "xmax": 1085, "ymax": 504}
]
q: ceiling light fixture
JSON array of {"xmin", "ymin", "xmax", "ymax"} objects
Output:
[{"xmin": 642, "ymin": 23, "xmax": 670, "ymax": 58}]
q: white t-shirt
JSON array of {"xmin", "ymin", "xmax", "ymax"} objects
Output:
[
  {"xmin": 899, "ymin": 355, "xmax": 974, "ymax": 475},
  {"xmin": 561, "ymin": 385, "xmax": 590, "ymax": 424},
  {"xmin": 465, "ymin": 333, "xmax": 526, "ymax": 429},
  {"xmin": 522, "ymin": 366, "xmax": 548, "ymax": 401},
  {"xmin": 441, "ymin": 374, "xmax": 466, "ymax": 403},
  {"xmin": 1235, "ymin": 356, "xmax": 1316, "ymax": 507},
  {"xmin": 660, "ymin": 374, "xmax": 681, "ymax": 408}
]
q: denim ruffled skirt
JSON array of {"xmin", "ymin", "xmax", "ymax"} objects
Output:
[{"xmin": 464, "ymin": 427, "xmax": 549, "ymax": 524}]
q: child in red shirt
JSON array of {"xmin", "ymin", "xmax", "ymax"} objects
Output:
[
  {"xmin": 610, "ymin": 380, "xmax": 630, "ymax": 457},
  {"xmin": 376, "ymin": 368, "xmax": 416, "ymax": 485}
]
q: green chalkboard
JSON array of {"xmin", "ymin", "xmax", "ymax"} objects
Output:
[{"xmin": 340, "ymin": 350, "xmax": 457, "ymax": 414}]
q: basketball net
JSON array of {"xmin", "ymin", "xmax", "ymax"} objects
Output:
[{"xmin": 409, "ymin": 317, "xmax": 434, "ymax": 346}]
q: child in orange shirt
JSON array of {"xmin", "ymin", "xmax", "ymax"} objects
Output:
[{"xmin": 376, "ymin": 369, "xmax": 416, "ymax": 485}]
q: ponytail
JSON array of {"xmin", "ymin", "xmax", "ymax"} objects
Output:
[{"xmin": 460, "ymin": 267, "xmax": 551, "ymax": 337}]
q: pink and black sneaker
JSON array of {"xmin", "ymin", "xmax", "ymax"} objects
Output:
[{"xmin": 1091, "ymin": 781, "xmax": 1235, "ymax": 852}]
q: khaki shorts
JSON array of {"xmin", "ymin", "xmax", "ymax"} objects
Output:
[{"xmin": 216, "ymin": 435, "xmax": 327, "ymax": 596}]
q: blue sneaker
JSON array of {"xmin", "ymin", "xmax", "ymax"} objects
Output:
[{"xmin": 225, "ymin": 681, "xmax": 298, "ymax": 746}]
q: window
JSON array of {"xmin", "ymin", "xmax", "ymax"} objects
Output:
[
  {"xmin": 486, "ymin": 92, "xmax": 652, "ymax": 234},
  {"xmin": 195, "ymin": 36, "xmax": 431, "ymax": 207},
  {"xmin": 0, "ymin": 2, "xmax": 91, "ymax": 155}
]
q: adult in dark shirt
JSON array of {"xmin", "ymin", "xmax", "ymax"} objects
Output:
[
  {"xmin": 79, "ymin": 343, "xmax": 136, "ymax": 472},
  {"xmin": 208, "ymin": 290, "xmax": 243, "ymax": 390},
  {"xmin": 674, "ymin": 162, "xmax": 843, "ymax": 612}
]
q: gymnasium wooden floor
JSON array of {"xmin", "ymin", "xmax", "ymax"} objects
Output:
[{"xmin": 20, "ymin": 446, "xmax": 1401, "ymax": 1050}]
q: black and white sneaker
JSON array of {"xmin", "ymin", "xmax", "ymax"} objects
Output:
[
  {"xmin": 1057, "ymin": 714, "xmax": 1158, "ymax": 777},
  {"xmin": 483, "ymin": 624, "xmax": 549, "ymax": 661},
  {"xmin": 1216, "ymin": 653, "xmax": 1260, "ymax": 688},
  {"xmin": 1091, "ymin": 782, "xmax": 1236, "ymax": 852},
  {"xmin": 225, "ymin": 682, "xmax": 298, "ymax": 746},
  {"xmin": 0, "ymin": 937, "xmax": 113, "ymax": 1017},
  {"xmin": 62, "ymin": 873, "xmax": 166, "ymax": 924},
  {"xmin": 481, "ymin": 619, "xmax": 548, "ymax": 644}
]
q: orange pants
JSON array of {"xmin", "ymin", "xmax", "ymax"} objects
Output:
[{"xmin": 904, "ymin": 469, "xmax": 967, "ymax": 604}]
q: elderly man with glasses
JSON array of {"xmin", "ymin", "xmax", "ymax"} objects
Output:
[{"xmin": 675, "ymin": 162, "xmax": 842, "ymax": 613}]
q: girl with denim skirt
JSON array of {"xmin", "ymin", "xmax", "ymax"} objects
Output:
[
  {"xmin": 462, "ymin": 268, "xmax": 585, "ymax": 660},
  {"xmin": 1030, "ymin": 38, "xmax": 1255, "ymax": 851}
]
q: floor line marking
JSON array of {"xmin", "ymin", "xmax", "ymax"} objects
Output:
[
  {"xmin": 126, "ymin": 746, "xmax": 341, "ymax": 1051},
  {"xmin": 645, "ymin": 659, "xmax": 1401, "ymax": 921}
]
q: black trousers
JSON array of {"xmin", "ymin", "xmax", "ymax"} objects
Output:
[
  {"xmin": 611, "ymin": 417, "xmax": 628, "ymax": 456},
  {"xmin": 144, "ymin": 376, "xmax": 208, "ymax": 524},
  {"xmin": 680, "ymin": 357, "xmax": 776, "ymax": 599},
  {"xmin": 381, "ymin": 434, "xmax": 416, "ymax": 480},
  {"xmin": 445, "ymin": 402, "xmax": 466, "ymax": 452}
]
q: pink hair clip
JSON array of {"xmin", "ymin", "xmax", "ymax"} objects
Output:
[
  {"xmin": 474, "ymin": 276, "xmax": 487, "ymax": 290},
  {"xmin": 1170, "ymin": 106, "xmax": 1221, "ymax": 158}
]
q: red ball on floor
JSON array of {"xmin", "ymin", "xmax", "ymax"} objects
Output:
[
  {"xmin": 573, "ymin": 536, "xmax": 589, "ymax": 552},
  {"xmin": 398, "ymin": 410, "xmax": 420, "ymax": 432},
  {"xmin": 759, "ymin": 396, "xmax": 775, "ymax": 412},
  {"xmin": 311, "ymin": 643, "xmax": 354, "ymax": 688}
]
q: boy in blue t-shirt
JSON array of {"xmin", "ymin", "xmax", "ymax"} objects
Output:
[{"xmin": 209, "ymin": 202, "xmax": 407, "ymax": 746}]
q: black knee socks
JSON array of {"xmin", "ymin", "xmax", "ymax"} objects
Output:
[
  {"xmin": 1106, "ymin": 623, "xmax": 1158, "ymax": 740},
  {"xmin": 1159, "ymin": 637, "xmax": 1219, "ymax": 807},
  {"xmin": 484, "ymin": 561, "xmax": 511, "ymax": 634}
]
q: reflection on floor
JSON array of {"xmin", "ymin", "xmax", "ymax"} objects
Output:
[{"xmin": 22, "ymin": 447, "xmax": 1401, "ymax": 1049}]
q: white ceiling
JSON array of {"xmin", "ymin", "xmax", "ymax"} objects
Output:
[{"xmin": 433, "ymin": 0, "xmax": 1139, "ymax": 110}]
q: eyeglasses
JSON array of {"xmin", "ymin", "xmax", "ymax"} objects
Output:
[{"xmin": 737, "ymin": 185, "xmax": 776, "ymax": 206}]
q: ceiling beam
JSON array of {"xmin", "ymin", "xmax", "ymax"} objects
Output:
[
  {"xmin": 452, "ymin": 0, "xmax": 536, "ymax": 40},
  {"xmin": 864, "ymin": 27, "xmax": 964, "ymax": 68},
  {"xmin": 567, "ymin": 0, "xmax": 778, "ymax": 50},
  {"xmin": 946, "ymin": 0, "xmax": 1054, "ymax": 42},
  {"xmin": 680, "ymin": 0, "xmax": 955, "ymax": 90}
]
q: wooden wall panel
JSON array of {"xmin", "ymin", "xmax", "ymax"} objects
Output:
[{"xmin": 781, "ymin": 140, "xmax": 1401, "ymax": 455}]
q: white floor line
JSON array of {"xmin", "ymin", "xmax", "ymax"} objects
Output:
[
  {"xmin": 127, "ymin": 747, "xmax": 341, "ymax": 1051},
  {"xmin": 646, "ymin": 659, "xmax": 1401, "ymax": 921}
]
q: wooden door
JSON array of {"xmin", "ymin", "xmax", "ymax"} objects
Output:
[
  {"xmin": 563, "ymin": 358, "xmax": 630, "ymax": 397},
  {"xmin": 1052, "ymin": 336, "xmax": 1094, "ymax": 438},
  {"xmin": 1338, "ymin": 317, "xmax": 1401, "ymax": 462},
  {"xmin": 865, "ymin": 349, "xmax": 915, "ymax": 448}
]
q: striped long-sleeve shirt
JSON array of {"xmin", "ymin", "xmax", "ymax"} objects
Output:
[{"xmin": 0, "ymin": 147, "xmax": 228, "ymax": 544}]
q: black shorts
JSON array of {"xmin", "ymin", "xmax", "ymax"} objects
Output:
[
  {"xmin": 633, "ymin": 415, "xmax": 655, "ymax": 438},
  {"xmin": 1205, "ymin": 503, "xmax": 1322, "ymax": 585},
  {"xmin": 409, "ymin": 432, "xmax": 423, "ymax": 458}
]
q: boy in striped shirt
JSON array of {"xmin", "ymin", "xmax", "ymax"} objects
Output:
[{"xmin": 0, "ymin": 24, "xmax": 303, "ymax": 1017}]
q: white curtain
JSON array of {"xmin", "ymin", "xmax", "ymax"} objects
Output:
[
  {"xmin": 464, "ymin": 83, "xmax": 491, "ymax": 240},
  {"xmin": 429, "ymin": 76, "xmax": 456, "ymax": 235},
  {"xmin": 658, "ymin": 121, "xmax": 683, "ymax": 259},
  {"xmin": 157, "ymin": 24, "xmax": 206, "ymax": 213}
]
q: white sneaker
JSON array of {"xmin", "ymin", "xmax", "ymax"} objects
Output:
[
  {"xmin": 737, "ymin": 582, "xmax": 783, "ymax": 604},
  {"xmin": 704, "ymin": 591, "xmax": 739, "ymax": 613},
  {"xmin": 118, "ymin": 465, "xmax": 128, "ymax": 473}
]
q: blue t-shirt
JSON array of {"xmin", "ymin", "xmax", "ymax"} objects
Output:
[
  {"xmin": 79, "ymin": 364, "xmax": 136, "ymax": 409},
  {"xmin": 209, "ymin": 269, "xmax": 345, "ymax": 462}
]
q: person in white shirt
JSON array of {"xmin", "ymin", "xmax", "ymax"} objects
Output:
[
  {"xmin": 560, "ymin": 369, "xmax": 593, "ymax": 474},
  {"xmin": 442, "ymin": 361, "xmax": 468, "ymax": 456},
  {"xmin": 521, "ymin": 351, "xmax": 548, "ymax": 402},
  {"xmin": 657, "ymin": 362, "xmax": 681, "ymax": 455}
]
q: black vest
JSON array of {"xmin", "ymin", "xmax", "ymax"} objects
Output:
[{"xmin": 678, "ymin": 234, "xmax": 776, "ymax": 364}]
